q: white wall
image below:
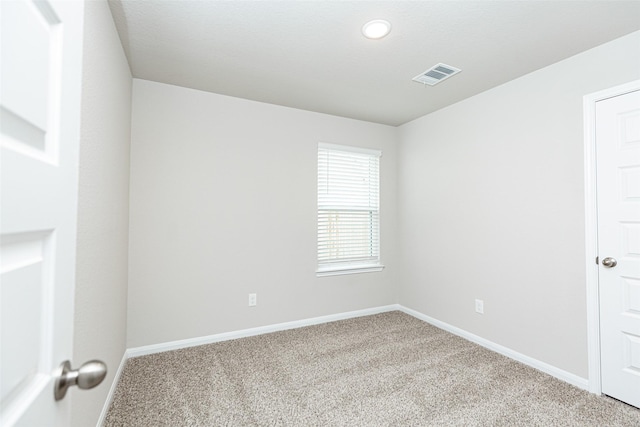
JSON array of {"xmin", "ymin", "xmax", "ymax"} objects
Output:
[
  {"xmin": 72, "ymin": 1, "xmax": 131, "ymax": 425},
  {"xmin": 398, "ymin": 31, "xmax": 640, "ymax": 379},
  {"xmin": 127, "ymin": 79, "xmax": 398, "ymax": 348}
]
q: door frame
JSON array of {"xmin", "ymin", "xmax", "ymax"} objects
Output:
[{"xmin": 583, "ymin": 79, "xmax": 640, "ymax": 395}]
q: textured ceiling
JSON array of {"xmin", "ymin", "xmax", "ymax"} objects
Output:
[{"xmin": 109, "ymin": 1, "xmax": 640, "ymax": 126}]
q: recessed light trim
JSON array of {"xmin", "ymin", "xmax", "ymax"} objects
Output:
[{"xmin": 362, "ymin": 20, "xmax": 391, "ymax": 39}]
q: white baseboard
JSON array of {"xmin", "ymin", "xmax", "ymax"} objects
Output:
[
  {"xmin": 126, "ymin": 304, "xmax": 402, "ymax": 358},
  {"xmin": 398, "ymin": 306, "xmax": 589, "ymax": 391},
  {"xmin": 97, "ymin": 351, "xmax": 128, "ymax": 426},
  {"xmin": 115, "ymin": 302, "xmax": 588, "ymax": 422}
]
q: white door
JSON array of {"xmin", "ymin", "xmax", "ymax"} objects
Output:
[
  {"xmin": 1, "ymin": 0, "xmax": 84, "ymax": 425},
  {"xmin": 597, "ymin": 88, "xmax": 640, "ymax": 408}
]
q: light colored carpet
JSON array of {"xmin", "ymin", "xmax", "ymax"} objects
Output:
[{"xmin": 104, "ymin": 311, "xmax": 640, "ymax": 426}]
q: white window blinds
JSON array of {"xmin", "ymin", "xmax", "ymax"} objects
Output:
[{"xmin": 317, "ymin": 143, "xmax": 382, "ymax": 275}]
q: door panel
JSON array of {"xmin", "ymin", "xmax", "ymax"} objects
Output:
[
  {"xmin": 0, "ymin": 0, "xmax": 84, "ymax": 425},
  {"xmin": 1, "ymin": 232, "xmax": 50, "ymax": 402},
  {"xmin": 597, "ymin": 89, "xmax": 640, "ymax": 408},
  {"xmin": 1, "ymin": 0, "xmax": 59, "ymax": 161}
]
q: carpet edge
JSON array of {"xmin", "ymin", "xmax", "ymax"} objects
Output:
[
  {"xmin": 97, "ymin": 351, "xmax": 128, "ymax": 426},
  {"xmin": 398, "ymin": 305, "xmax": 590, "ymax": 391},
  {"xmin": 124, "ymin": 303, "xmax": 590, "ymax": 395},
  {"xmin": 126, "ymin": 304, "xmax": 402, "ymax": 358}
]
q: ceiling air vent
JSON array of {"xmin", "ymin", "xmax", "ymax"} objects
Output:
[{"xmin": 412, "ymin": 63, "xmax": 461, "ymax": 86}]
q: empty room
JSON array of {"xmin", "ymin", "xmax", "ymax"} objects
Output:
[{"xmin": 2, "ymin": 0, "xmax": 640, "ymax": 426}]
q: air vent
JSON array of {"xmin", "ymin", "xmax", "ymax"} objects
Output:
[{"xmin": 412, "ymin": 63, "xmax": 461, "ymax": 86}]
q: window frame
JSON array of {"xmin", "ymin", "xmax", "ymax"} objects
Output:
[{"xmin": 316, "ymin": 142, "xmax": 384, "ymax": 277}]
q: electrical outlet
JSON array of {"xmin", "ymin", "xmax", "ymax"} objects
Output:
[
  {"xmin": 475, "ymin": 299, "xmax": 484, "ymax": 314},
  {"xmin": 248, "ymin": 293, "xmax": 257, "ymax": 307}
]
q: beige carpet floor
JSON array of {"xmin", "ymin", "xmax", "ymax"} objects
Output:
[{"xmin": 104, "ymin": 311, "xmax": 640, "ymax": 426}]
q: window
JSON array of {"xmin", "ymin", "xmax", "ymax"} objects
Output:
[{"xmin": 317, "ymin": 143, "xmax": 383, "ymax": 276}]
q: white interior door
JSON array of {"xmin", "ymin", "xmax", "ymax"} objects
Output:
[
  {"xmin": 597, "ymin": 88, "xmax": 640, "ymax": 408},
  {"xmin": 1, "ymin": 0, "xmax": 84, "ymax": 425}
]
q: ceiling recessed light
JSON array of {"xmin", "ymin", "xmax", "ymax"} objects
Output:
[{"xmin": 362, "ymin": 20, "xmax": 391, "ymax": 39}]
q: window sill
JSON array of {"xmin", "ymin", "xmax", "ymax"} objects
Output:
[{"xmin": 316, "ymin": 264, "xmax": 385, "ymax": 277}]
